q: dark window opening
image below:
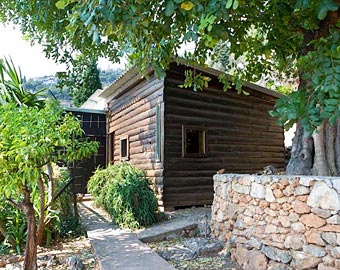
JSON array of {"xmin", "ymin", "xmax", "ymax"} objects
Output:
[
  {"xmin": 120, "ymin": 136, "xmax": 129, "ymax": 160},
  {"xmin": 182, "ymin": 126, "xmax": 206, "ymax": 157}
]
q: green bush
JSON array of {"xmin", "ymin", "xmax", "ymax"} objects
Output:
[{"xmin": 88, "ymin": 163, "xmax": 158, "ymax": 229}]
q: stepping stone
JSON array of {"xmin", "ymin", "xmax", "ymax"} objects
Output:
[{"xmin": 137, "ymin": 220, "xmax": 198, "ymax": 243}]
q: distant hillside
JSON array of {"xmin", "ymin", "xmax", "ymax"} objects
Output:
[{"xmin": 24, "ymin": 68, "xmax": 124, "ymax": 107}]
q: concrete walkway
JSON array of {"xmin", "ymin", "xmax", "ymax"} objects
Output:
[{"xmin": 78, "ymin": 201, "xmax": 177, "ymax": 270}]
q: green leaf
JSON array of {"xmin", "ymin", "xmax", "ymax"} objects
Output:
[
  {"xmin": 55, "ymin": 0, "xmax": 67, "ymax": 9},
  {"xmin": 318, "ymin": 6, "xmax": 328, "ymax": 20},
  {"xmin": 165, "ymin": 1, "xmax": 175, "ymax": 17},
  {"xmin": 232, "ymin": 0, "xmax": 239, "ymax": 10},
  {"xmin": 225, "ymin": 0, "xmax": 233, "ymax": 9},
  {"xmin": 325, "ymin": 99, "xmax": 339, "ymax": 106}
]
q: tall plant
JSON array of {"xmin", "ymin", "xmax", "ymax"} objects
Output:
[
  {"xmin": 0, "ymin": 102, "xmax": 98, "ymax": 270},
  {"xmin": 0, "ymin": 57, "xmax": 45, "ymax": 108}
]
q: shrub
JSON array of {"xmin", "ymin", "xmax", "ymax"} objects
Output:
[{"xmin": 88, "ymin": 163, "xmax": 158, "ymax": 229}]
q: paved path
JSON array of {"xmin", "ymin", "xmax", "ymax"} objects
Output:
[{"xmin": 78, "ymin": 201, "xmax": 177, "ymax": 270}]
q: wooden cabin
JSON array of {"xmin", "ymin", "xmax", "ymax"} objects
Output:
[{"xmin": 99, "ymin": 63, "xmax": 285, "ymax": 210}]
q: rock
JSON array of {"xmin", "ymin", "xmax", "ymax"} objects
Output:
[
  {"xmin": 292, "ymin": 251, "xmax": 322, "ymax": 269},
  {"xmin": 327, "ymin": 215, "xmax": 340, "ymax": 225},
  {"xmin": 278, "ymin": 216, "xmax": 290, "ymax": 228},
  {"xmin": 270, "ymin": 203, "xmax": 281, "ymax": 210},
  {"xmin": 288, "ymin": 212, "xmax": 299, "ymax": 222},
  {"xmin": 266, "ymin": 187, "xmax": 276, "ymax": 202},
  {"xmin": 283, "ymin": 185, "xmax": 294, "ymax": 196},
  {"xmin": 183, "ymin": 237, "xmax": 224, "ymax": 256},
  {"xmin": 300, "ymin": 213, "xmax": 326, "ymax": 228},
  {"xmin": 261, "ymin": 245, "xmax": 292, "ymax": 263},
  {"xmin": 297, "ymin": 195, "xmax": 309, "ymax": 202},
  {"xmin": 246, "ymin": 237, "xmax": 263, "ymax": 250},
  {"xmin": 233, "ymin": 183, "xmax": 250, "ymax": 194},
  {"xmin": 307, "ymin": 181, "xmax": 340, "ymax": 211},
  {"xmin": 335, "ymin": 259, "xmax": 340, "ymax": 268},
  {"xmin": 318, "ymin": 263, "xmax": 338, "ymax": 270},
  {"xmin": 282, "ymin": 203, "xmax": 292, "ymax": 211},
  {"xmin": 332, "ymin": 179, "xmax": 340, "ymax": 193},
  {"xmin": 305, "ymin": 229, "xmax": 326, "ymax": 246},
  {"xmin": 311, "ymin": 207, "xmax": 333, "ymax": 219},
  {"xmin": 231, "ymin": 244, "xmax": 248, "ymax": 266},
  {"xmin": 259, "ymin": 200, "xmax": 269, "ymax": 208},
  {"xmin": 239, "ymin": 176, "xmax": 252, "ymax": 185},
  {"xmin": 330, "ymin": 247, "xmax": 340, "ymax": 259},
  {"xmin": 273, "ymin": 189, "xmax": 284, "ymax": 198},
  {"xmin": 267, "ymin": 261, "xmax": 292, "ymax": 270},
  {"xmin": 159, "ymin": 247, "xmax": 196, "ymax": 261},
  {"xmin": 64, "ymin": 256, "xmax": 84, "ymax": 270},
  {"xmin": 216, "ymin": 210, "xmax": 224, "ymax": 223},
  {"xmin": 284, "ymin": 234, "xmax": 306, "ymax": 250},
  {"xmin": 243, "ymin": 250, "xmax": 268, "ymax": 270},
  {"xmin": 322, "ymin": 254, "xmax": 335, "ymax": 266},
  {"xmin": 265, "ymin": 224, "xmax": 278, "ymax": 234},
  {"xmin": 294, "ymin": 186, "xmax": 310, "ymax": 195},
  {"xmin": 293, "ymin": 200, "xmax": 311, "ymax": 214},
  {"xmin": 319, "ymin": 225, "xmax": 340, "ymax": 232},
  {"xmin": 291, "ymin": 222, "xmax": 306, "ymax": 233},
  {"xmin": 251, "ymin": 182, "xmax": 265, "ymax": 199},
  {"xmin": 303, "ymin": 244, "xmax": 326, "ymax": 257},
  {"xmin": 46, "ymin": 254, "xmax": 59, "ymax": 267},
  {"xmin": 322, "ymin": 232, "xmax": 337, "ymax": 246}
]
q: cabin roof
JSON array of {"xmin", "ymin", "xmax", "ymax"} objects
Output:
[{"xmin": 99, "ymin": 63, "xmax": 283, "ymax": 100}]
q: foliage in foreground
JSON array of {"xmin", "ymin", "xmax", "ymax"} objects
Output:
[
  {"xmin": 88, "ymin": 163, "xmax": 158, "ymax": 229},
  {"xmin": 0, "ymin": 101, "xmax": 98, "ymax": 270}
]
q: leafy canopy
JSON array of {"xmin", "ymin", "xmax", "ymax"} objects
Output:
[
  {"xmin": 0, "ymin": 101, "xmax": 99, "ymax": 201},
  {"xmin": 1, "ymin": 0, "xmax": 340, "ymax": 132}
]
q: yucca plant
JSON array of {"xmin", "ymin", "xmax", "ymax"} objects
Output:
[{"xmin": 0, "ymin": 57, "xmax": 45, "ymax": 108}]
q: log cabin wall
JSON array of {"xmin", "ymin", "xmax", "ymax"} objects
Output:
[
  {"xmin": 163, "ymin": 65, "xmax": 285, "ymax": 209},
  {"xmin": 107, "ymin": 75, "xmax": 165, "ymax": 207}
]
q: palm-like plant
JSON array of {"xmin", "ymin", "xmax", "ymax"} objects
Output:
[{"xmin": 0, "ymin": 57, "xmax": 45, "ymax": 108}]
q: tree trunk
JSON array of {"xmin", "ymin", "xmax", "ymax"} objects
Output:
[
  {"xmin": 21, "ymin": 190, "xmax": 38, "ymax": 270},
  {"xmin": 286, "ymin": 10, "xmax": 340, "ymax": 176},
  {"xmin": 287, "ymin": 120, "xmax": 340, "ymax": 176},
  {"xmin": 36, "ymin": 176, "xmax": 45, "ymax": 246},
  {"xmin": 286, "ymin": 121, "xmax": 314, "ymax": 175}
]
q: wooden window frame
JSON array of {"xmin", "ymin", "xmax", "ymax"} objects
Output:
[
  {"xmin": 120, "ymin": 135, "xmax": 129, "ymax": 161},
  {"xmin": 182, "ymin": 125, "xmax": 207, "ymax": 158}
]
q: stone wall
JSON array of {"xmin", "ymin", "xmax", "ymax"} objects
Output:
[{"xmin": 211, "ymin": 174, "xmax": 340, "ymax": 270}]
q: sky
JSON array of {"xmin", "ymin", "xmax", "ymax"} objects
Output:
[{"xmin": 0, "ymin": 24, "xmax": 125, "ymax": 79}]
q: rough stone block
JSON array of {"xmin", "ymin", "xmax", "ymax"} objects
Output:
[
  {"xmin": 305, "ymin": 229, "xmax": 326, "ymax": 246},
  {"xmin": 266, "ymin": 187, "xmax": 276, "ymax": 203},
  {"xmin": 293, "ymin": 200, "xmax": 311, "ymax": 214},
  {"xmin": 311, "ymin": 207, "xmax": 333, "ymax": 219},
  {"xmin": 302, "ymin": 244, "xmax": 326, "ymax": 257},
  {"xmin": 327, "ymin": 215, "xmax": 340, "ymax": 225},
  {"xmin": 321, "ymin": 232, "xmax": 337, "ymax": 246},
  {"xmin": 261, "ymin": 245, "xmax": 292, "ymax": 263},
  {"xmin": 284, "ymin": 234, "xmax": 306, "ymax": 250},
  {"xmin": 291, "ymin": 251, "xmax": 322, "ymax": 269},
  {"xmin": 307, "ymin": 181, "xmax": 340, "ymax": 211},
  {"xmin": 300, "ymin": 213, "xmax": 326, "ymax": 228},
  {"xmin": 251, "ymin": 182, "xmax": 265, "ymax": 199}
]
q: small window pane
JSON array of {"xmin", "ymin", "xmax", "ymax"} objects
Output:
[
  {"xmin": 186, "ymin": 129, "xmax": 200, "ymax": 154},
  {"xmin": 120, "ymin": 136, "xmax": 129, "ymax": 160},
  {"xmin": 183, "ymin": 126, "xmax": 206, "ymax": 157}
]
